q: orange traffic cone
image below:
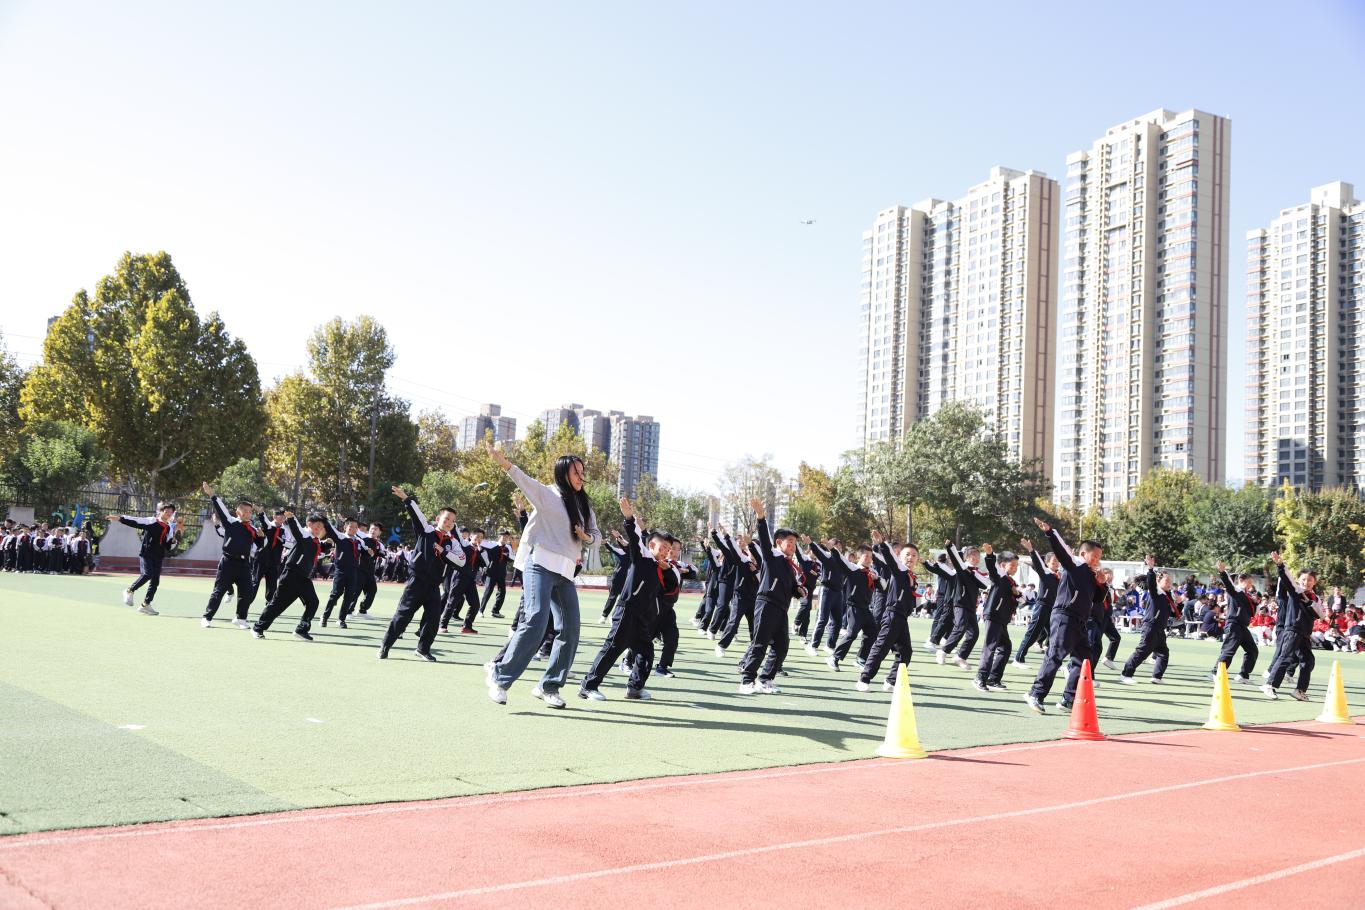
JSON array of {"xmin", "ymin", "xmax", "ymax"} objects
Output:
[{"xmin": 1064, "ymin": 659, "xmax": 1105, "ymax": 741}]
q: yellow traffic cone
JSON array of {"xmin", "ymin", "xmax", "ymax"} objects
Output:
[
  {"xmin": 875, "ymin": 664, "xmax": 927, "ymax": 759},
  {"xmin": 1203, "ymin": 662, "xmax": 1240, "ymax": 732},
  {"xmin": 1315, "ymin": 660, "xmax": 1354, "ymax": 724}
]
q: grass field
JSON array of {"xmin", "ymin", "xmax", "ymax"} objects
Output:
[{"xmin": 2, "ymin": 571, "xmax": 1361, "ymax": 836}]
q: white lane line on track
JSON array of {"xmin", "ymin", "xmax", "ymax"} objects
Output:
[
  {"xmin": 1130, "ymin": 846, "xmax": 1365, "ymax": 909},
  {"xmin": 326, "ymin": 755, "xmax": 1365, "ymax": 910}
]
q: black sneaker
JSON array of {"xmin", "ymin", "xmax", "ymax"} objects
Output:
[
  {"xmin": 320, "ymin": 617, "xmax": 329, "ymax": 628},
  {"xmin": 415, "ymin": 650, "xmax": 437, "ymax": 663},
  {"xmin": 294, "ymin": 630, "xmax": 314, "ymax": 642},
  {"xmin": 338, "ymin": 619, "xmax": 348, "ymax": 629},
  {"xmin": 251, "ymin": 629, "xmax": 264, "ymax": 639},
  {"xmin": 491, "ymin": 611, "xmax": 503, "ymax": 618},
  {"xmin": 656, "ymin": 667, "xmax": 675, "ymax": 678},
  {"xmin": 439, "ymin": 625, "xmax": 449, "ymax": 633},
  {"xmin": 377, "ymin": 646, "xmax": 390, "ymax": 659}
]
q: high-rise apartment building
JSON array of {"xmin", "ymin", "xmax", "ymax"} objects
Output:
[
  {"xmin": 1055, "ymin": 108, "xmax": 1231, "ymax": 510},
  {"xmin": 610, "ymin": 415, "xmax": 660, "ymax": 497},
  {"xmin": 539, "ymin": 403, "xmax": 613, "ymax": 456},
  {"xmin": 456, "ymin": 403, "xmax": 516, "ymax": 450},
  {"xmin": 857, "ymin": 166, "xmax": 1059, "ymax": 476},
  {"xmin": 1245, "ymin": 181, "xmax": 1365, "ymax": 490}
]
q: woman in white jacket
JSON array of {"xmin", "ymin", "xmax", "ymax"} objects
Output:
[{"xmin": 484, "ymin": 442, "xmax": 600, "ymax": 708}]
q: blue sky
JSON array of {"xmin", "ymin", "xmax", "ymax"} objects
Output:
[{"xmin": 2, "ymin": 0, "xmax": 1363, "ymax": 491}]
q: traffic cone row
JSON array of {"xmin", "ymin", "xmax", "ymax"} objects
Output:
[{"xmin": 871, "ymin": 653, "xmax": 1355, "ymax": 762}]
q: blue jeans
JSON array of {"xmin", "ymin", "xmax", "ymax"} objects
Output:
[{"xmin": 493, "ymin": 564, "xmax": 580, "ymax": 693}]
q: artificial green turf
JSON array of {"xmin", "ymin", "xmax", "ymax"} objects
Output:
[{"xmin": 2, "ymin": 571, "xmax": 1361, "ymax": 835}]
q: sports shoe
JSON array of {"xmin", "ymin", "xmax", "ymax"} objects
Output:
[
  {"xmin": 541, "ymin": 690, "xmax": 565, "ymax": 709},
  {"xmin": 1234, "ymin": 675, "xmax": 1253, "ymax": 686},
  {"xmin": 200, "ymin": 618, "xmax": 212, "ymax": 628},
  {"xmin": 971, "ymin": 679, "xmax": 988, "ymax": 692},
  {"xmin": 1025, "ymin": 695, "xmax": 1045, "ymax": 714},
  {"xmin": 1011, "ymin": 659, "xmax": 1028, "ymax": 669},
  {"xmin": 1056, "ymin": 699, "xmax": 1072, "ymax": 711},
  {"xmin": 1289, "ymin": 689, "xmax": 1309, "ymax": 702},
  {"xmin": 320, "ymin": 617, "xmax": 329, "ymax": 628},
  {"xmin": 655, "ymin": 667, "xmax": 675, "ymax": 678},
  {"xmin": 232, "ymin": 618, "xmax": 250, "ymax": 630},
  {"xmin": 924, "ymin": 639, "xmax": 938, "ymax": 650},
  {"xmin": 954, "ymin": 657, "xmax": 970, "ymax": 670},
  {"xmin": 738, "ymin": 681, "xmax": 756, "ymax": 695},
  {"xmin": 1117, "ymin": 675, "xmax": 1138, "ymax": 685},
  {"xmin": 439, "ymin": 625, "xmax": 448, "ymax": 633},
  {"xmin": 122, "ymin": 589, "xmax": 134, "ymax": 606},
  {"xmin": 461, "ymin": 628, "xmax": 478, "ymax": 635},
  {"xmin": 855, "ymin": 681, "xmax": 870, "ymax": 692},
  {"xmin": 825, "ymin": 656, "xmax": 839, "ymax": 671},
  {"xmin": 624, "ymin": 688, "xmax": 652, "ymax": 700},
  {"xmin": 935, "ymin": 649, "xmax": 946, "ymax": 665},
  {"xmin": 599, "ymin": 614, "xmax": 609, "ymax": 624},
  {"xmin": 882, "ymin": 681, "xmax": 895, "ymax": 692},
  {"xmin": 578, "ymin": 688, "xmax": 607, "ymax": 701},
  {"xmin": 378, "ymin": 646, "xmax": 390, "ymax": 659},
  {"xmin": 804, "ymin": 644, "xmax": 818, "ymax": 656},
  {"xmin": 137, "ymin": 605, "xmax": 158, "ymax": 616},
  {"xmin": 714, "ymin": 645, "xmax": 726, "ymax": 658},
  {"xmin": 415, "ymin": 650, "xmax": 437, "ymax": 663},
  {"xmin": 1101, "ymin": 658, "xmax": 1117, "ymax": 671},
  {"xmin": 1149, "ymin": 677, "xmax": 1164, "ymax": 685},
  {"xmin": 707, "ymin": 631, "xmax": 717, "ymax": 640},
  {"xmin": 293, "ymin": 630, "xmax": 313, "ymax": 642},
  {"xmin": 1260, "ymin": 684, "xmax": 1278, "ymax": 700},
  {"xmin": 491, "ymin": 611, "xmax": 503, "ymax": 618},
  {"xmin": 487, "ymin": 684, "xmax": 507, "ymax": 705},
  {"xmin": 338, "ymin": 619, "xmax": 347, "ymax": 629},
  {"xmin": 251, "ymin": 629, "xmax": 264, "ymax": 639},
  {"xmin": 987, "ymin": 682, "xmax": 1009, "ymax": 692},
  {"xmin": 690, "ymin": 618, "xmax": 702, "ymax": 629},
  {"xmin": 755, "ymin": 681, "xmax": 780, "ymax": 694},
  {"xmin": 696, "ymin": 627, "xmax": 709, "ymax": 637},
  {"xmin": 1207, "ymin": 671, "xmax": 1220, "ymax": 682}
]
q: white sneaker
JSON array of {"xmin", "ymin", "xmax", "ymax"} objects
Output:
[
  {"xmin": 825, "ymin": 655, "xmax": 839, "ymax": 671},
  {"xmin": 1260, "ymin": 683, "xmax": 1278, "ymax": 700},
  {"xmin": 820, "ymin": 646, "xmax": 832, "ymax": 655},
  {"xmin": 804, "ymin": 644, "xmax": 818, "ymax": 656},
  {"xmin": 1234, "ymin": 675, "xmax": 1253, "ymax": 686},
  {"xmin": 1289, "ymin": 689, "xmax": 1309, "ymax": 702},
  {"xmin": 1149, "ymin": 677, "xmax": 1164, "ymax": 685},
  {"xmin": 532, "ymin": 686, "xmax": 566, "ymax": 709},
  {"xmin": 690, "ymin": 618, "xmax": 702, "ymax": 629},
  {"xmin": 1117, "ymin": 675, "xmax": 1137, "ymax": 685},
  {"xmin": 971, "ymin": 679, "xmax": 988, "ymax": 692},
  {"xmin": 578, "ymin": 688, "xmax": 607, "ymax": 701},
  {"xmin": 599, "ymin": 614, "xmax": 608, "ymax": 624},
  {"xmin": 625, "ymin": 688, "xmax": 652, "ymax": 700},
  {"xmin": 122, "ymin": 589, "xmax": 134, "ymax": 606},
  {"xmin": 487, "ymin": 684, "xmax": 508, "ymax": 705},
  {"xmin": 707, "ymin": 631, "xmax": 716, "ymax": 640},
  {"xmin": 987, "ymin": 683, "xmax": 1008, "ymax": 692},
  {"xmin": 954, "ymin": 657, "xmax": 970, "ymax": 670},
  {"xmin": 714, "ymin": 645, "xmax": 726, "ymax": 658},
  {"xmin": 697, "ymin": 628, "xmax": 709, "ymax": 637},
  {"xmin": 1011, "ymin": 659, "xmax": 1028, "ymax": 669},
  {"xmin": 738, "ymin": 681, "xmax": 756, "ymax": 695},
  {"xmin": 200, "ymin": 618, "xmax": 212, "ymax": 628},
  {"xmin": 232, "ymin": 619, "xmax": 250, "ymax": 630},
  {"xmin": 924, "ymin": 639, "xmax": 938, "ymax": 650},
  {"xmin": 1101, "ymin": 658, "xmax": 1118, "ymax": 671},
  {"xmin": 935, "ymin": 649, "xmax": 946, "ymax": 665},
  {"xmin": 756, "ymin": 681, "xmax": 780, "ymax": 695},
  {"xmin": 882, "ymin": 681, "xmax": 895, "ymax": 692},
  {"xmin": 1262, "ymin": 669, "xmax": 1271, "ymax": 680},
  {"xmin": 855, "ymin": 681, "xmax": 870, "ymax": 692},
  {"xmin": 1025, "ymin": 695, "xmax": 1045, "ymax": 714}
]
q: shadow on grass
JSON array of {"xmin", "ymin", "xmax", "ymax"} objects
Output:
[{"xmin": 509, "ymin": 706, "xmax": 870, "ymax": 749}]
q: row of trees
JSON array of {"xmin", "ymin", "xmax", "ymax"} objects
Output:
[{"xmin": 4, "ymin": 251, "xmax": 1364, "ymax": 588}]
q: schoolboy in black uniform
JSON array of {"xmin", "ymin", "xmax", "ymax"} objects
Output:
[
  {"xmin": 654, "ymin": 536, "xmax": 696, "ymax": 677},
  {"xmin": 601, "ymin": 531, "xmax": 631, "ymax": 623},
  {"xmin": 738, "ymin": 497, "xmax": 805, "ymax": 694},
  {"xmin": 199, "ymin": 482, "xmax": 264, "ymax": 629},
  {"xmin": 939, "ymin": 542, "xmax": 988, "ymax": 668},
  {"xmin": 479, "ymin": 531, "xmax": 512, "ymax": 617},
  {"xmin": 111, "ymin": 502, "xmax": 177, "ymax": 615},
  {"xmin": 1118, "ymin": 555, "xmax": 1173, "ymax": 684},
  {"xmin": 1262, "ymin": 550, "xmax": 1323, "ymax": 701},
  {"xmin": 320, "ymin": 516, "xmax": 363, "ymax": 628},
  {"xmin": 579, "ymin": 498, "xmax": 666, "ymax": 701},
  {"xmin": 253, "ymin": 510, "xmax": 287, "ymax": 603},
  {"xmin": 706, "ymin": 527, "xmax": 738, "ymax": 640},
  {"xmin": 923, "ymin": 554, "xmax": 958, "ymax": 651},
  {"xmin": 379, "ymin": 486, "xmax": 464, "ymax": 662},
  {"xmin": 806, "ymin": 538, "xmax": 850, "ymax": 653},
  {"xmin": 972, "ymin": 543, "xmax": 1020, "ymax": 692},
  {"xmin": 1025, "ymin": 518, "xmax": 1102, "ymax": 714},
  {"xmin": 714, "ymin": 528, "xmax": 759, "ymax": 655},
  {"xmin": 251, "ymin": 510, "xmax": 325, "ymax": 640},
  {"xmin": 1013, "ymin": 544, "xmax": 1060, "ymax": 667},
  {"xmin": 861, "ymin": 533, "xmax": 918, "ymax": 691},
  {"xmin": 1210, "ymin": 560, "xmax": 1258, "ymax": 684},
  {"xmin": 356, "ymin": 524, "xmax": 383, "ymax": 615},
  {"xmin": 824, "ymin": 542, "xmax": 881, "ymax": 672}
]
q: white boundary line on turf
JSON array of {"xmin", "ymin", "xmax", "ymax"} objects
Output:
[
  {"xmin": 0, "ymin": 732, "xmax": 1206, "ymax": 850},
  {"xmin": 1130, "ymin": 845, "xmax": 1365, "ymax": 909},
  {"xmin": 326, "ymin": 755, "xmax": 1365, "ymax": 910}
]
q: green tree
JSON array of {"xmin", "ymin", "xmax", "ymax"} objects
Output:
[
  {"xmin": 0, "ymin": 333, "xmax": 25, "ymax": 462},
  {"xmin": 20, "ymin": 252, "xmax": 266, "ymax": 504},
  {"xmin": 718, "ymin": 454, "xmax": 784, "ymax": 534},
  {"xmin": 212, "ymin": 457, "xmax": 289, "ymax": 511},
  {"xmin": 1104, "ymin": 469, "xmax": 1205, "ymax": 562},
  {"xmin": 1, "ymin": 419, "xmax": 109, "ymax": 501},
  {"xmin": 1186, "ymin": 484, "xmax": 1277, "ymax": 570},
  {"xmin": 632, "ymin": 474, "xmax": 708, "ymax": 541},
  {"xmin": 415, "ymin": 409, "xmax": 462, "ymax": 474},
  {"xmin": 1274, "ymin": 486, "xmax": 1365, "ymax": 590}
]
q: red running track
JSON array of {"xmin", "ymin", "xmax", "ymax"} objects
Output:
[{"xmin": 1, "ymin": 720, "xmax": 1361, "ymax": 909}]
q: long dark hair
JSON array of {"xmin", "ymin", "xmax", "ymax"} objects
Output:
[{"xmin": 553, "ymin": 455, "xmax": 593, "ymax": 536}]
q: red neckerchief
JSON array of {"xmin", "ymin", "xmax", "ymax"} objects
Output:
[
  {"xmin": 865, "ymin": 568, "xmax": 874, "ymax": 590},
  {"xmin": 434, "ymin": 530, "xmax": 448, "ymax": 558},
  {"xmin": 785, "ymin": 556, "xmax": 802, "ymax": 581},
  {"xmin": 656, "ymin": 562, "xmax": 666, "ymax": 587},
  {"xmin": 155, "ymin": 520, "xmax": 168, "ymax": 544},
  {"xmin": 350, "ymin": 539, "xmax": 358, "ymax": 561},
  {"xmin": 245, "ymin": 521, "xmax": 259, "ymax": 540}
]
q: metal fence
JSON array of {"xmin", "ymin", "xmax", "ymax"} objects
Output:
[{"xmin": 0, "ymin": 484, "xmax": 215, "ymax": 548}]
